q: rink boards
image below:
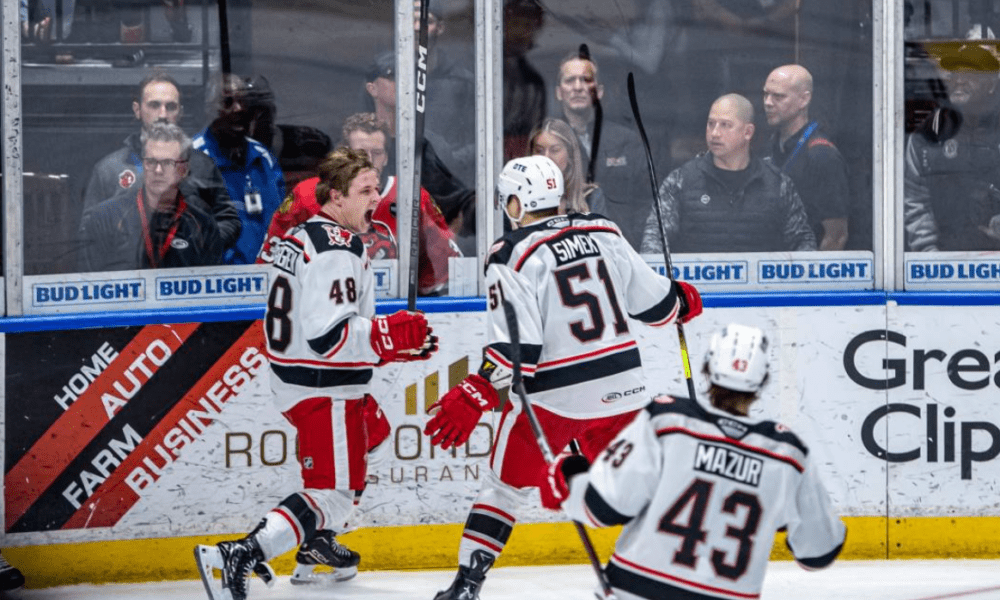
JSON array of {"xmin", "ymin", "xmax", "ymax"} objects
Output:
[{"xmin": 3, "ymin": 299, "xmax": 1000, "ymax": 584}]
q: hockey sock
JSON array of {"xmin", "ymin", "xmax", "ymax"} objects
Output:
[
  {"xmin": 457, "ymin": 471, "xmax": 530, "ymax": 567},
  {"xmin": 257, "ymin": 491, "xmax": 332, "ymax": 560},
  {"xmin": 254, "ymin": 509, "xmax": 300, "ymax": 561}
]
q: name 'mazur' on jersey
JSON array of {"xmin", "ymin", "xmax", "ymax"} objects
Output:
[
  {"xmin": 264, "ymin": 214, "xmax": 383, "ymax": 411},
  {"xmin": 484, "ymin": 212, "xmax": 683, "ymax": 418},
  {"xmin": 562, "ymin": 395, "xmax": 846, "ymax": 600}
]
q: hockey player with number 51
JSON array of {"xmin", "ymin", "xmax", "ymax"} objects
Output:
[
  {"xmin": 195, "ymin": 148, "xmax": 438, "ymax": 600},
  {"xmin": 425, "ymin": 154, "xmax": 703, "ymax": 600},
  {"xmin": 543, "ymin": 324, "xmax": 847, "ymax": 600}
]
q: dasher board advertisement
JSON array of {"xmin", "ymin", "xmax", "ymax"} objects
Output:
[{"xmin": 5, "ymin": 307, "xmax": 1000, "ymax": 546}]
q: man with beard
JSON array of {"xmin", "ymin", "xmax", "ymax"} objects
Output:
[
  {"xmin": 905, "ymin": 43, "xmax": 1000, "ymax": 251},
  {"xmin": 763, "ymin": 65, "xmax": 850, "ymax": 250},
  {"xmin": 83, "ymin": 72, "xmax": 240, "ymax": 250},
  {"xmin": 194, "ymin": 74, "xmax": 286, "ymax": 264}
]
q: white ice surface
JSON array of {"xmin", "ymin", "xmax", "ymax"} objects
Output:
[{"xmin": 7, "ymin": 560, "xmax": 1000, "ymax": 600}]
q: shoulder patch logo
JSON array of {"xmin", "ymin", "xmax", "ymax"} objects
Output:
[
  {"xmin": 278, "ymin": 195, "xmax": 294, "ymax": 214},
  {"xmin": 170, "ymin": 238, "xmax": 190, "ymax": 250},
  {"xmin": 653, "ymin": 394, "xmax": 675, "ymax": 404},
  {"xmin": 716, "ymin": 417, "xmax": 749, "ymax": 440},
  {"xmin": 323, "ymin": 224, "xmax": 353, "ymax": 247},
  {"xmin": 118, "ymin": 169, "xmax": 136, "ymax": 189}
]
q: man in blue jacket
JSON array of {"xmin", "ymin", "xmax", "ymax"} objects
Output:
[{"xmin": 194, "ymin": 74, "xmax": 286, "ymax": 264}]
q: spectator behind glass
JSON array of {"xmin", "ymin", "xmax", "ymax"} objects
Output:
[
  {"xmin": 905, "ymin": 43, "xmax": 1000, "ymax": 252},
  {"xmin": 79, "ymin": 123, "xmax": 225, "ymax": 272},
  {"xmin": 259, "ymin": 113, "xmax": 461, "ymax": 296},
  {"xmin": 503, "ymin": 0, "xmax": 547, "ymax": 162},
  {"xmin": 240, "ymin": 74, "xmax": 333, "ymax": 190},
  {"xmin": 413, "ymin": 0, "xmax": 476, "ymax": 187},
  {"xmin": 640, "ymin": 93, "xmax": 816, "ymax": 254},
  {"xmin": 82, "ymin": 72, "xmax": 241, "ymax": 251},
  {"xmin": 362, "ymin": 51, "xmax": 477, "ymax": 255},
  {"xmin": 194, "ymin": 73, "xmax": 286, "ymax": 265},
  {"xmin": 763, "ymin": 64, "xmax": 850, "ymax": 250},
  {"xmin": 553, "ymin": 51, "xmax": 659, "ymax": 248},
  {"xmin": 528, "ymin": 117, "xmax": 607, "ymax": 216}
]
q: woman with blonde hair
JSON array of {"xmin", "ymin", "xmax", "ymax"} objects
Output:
[{"xmin": 529, "ymin": 118, "xmax": 607, "ymax": 215}]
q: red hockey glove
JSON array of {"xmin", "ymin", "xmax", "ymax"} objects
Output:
[
  {"xmin": 371, "ymin": 310, "xmax": 435, "ymax": 363},
  {"xmin": 424, "ymin": 374, "xmax": 498, "ymax": 449},
  {"xmin": 675, "ymin": 280, "xmax": 703, "ymax": 324},
  {"xmin": 541, "ymin": 450, "xmax": 591, "ymax": 511}
]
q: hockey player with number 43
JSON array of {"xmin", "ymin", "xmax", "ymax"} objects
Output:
[
  {"xmin": 195, "ymin": 148, "xmax": 438, "ymax": 600},
  {"xmin": 543, "ymin": 324, "xmax": 847, "ymax": 600},
  {"xmin": 425, "ymin": 155, "xmax": 703, "ymax": 600}
]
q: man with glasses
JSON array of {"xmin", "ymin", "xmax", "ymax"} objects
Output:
[
  {"xmin": 79, "ymin": 123, "xmax": 225, "ymax": 272},
  {"xmin": 83, "ymin": 72, "xmax": 241, "ymax": 251},
  {"xmin": 194, "ymin": 73, "xmax": 287, "ymax": 264}
]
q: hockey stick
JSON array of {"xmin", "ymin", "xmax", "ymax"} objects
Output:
[
  {"xmin": 408, "ymin": 0, "xmax": 431, "ymax": 310},
  {"xmin": 216, "ymin": 0, "xmax": 231, "ymax": 74},
  {"xmin": 501, "ymin": 299, "xmax": 618, "ymax": 600},
  {"xmin": 578, "ymin": 44, "xmax": 602, "ymax": 185},
  {"xmin": 626, "ymin": 72, "xmax": 697, "ymax": 401}
]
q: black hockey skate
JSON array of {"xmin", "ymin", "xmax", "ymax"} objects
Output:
[
  {"xmin": 433, "ymin": 549, "xmax": 495, "ymax": 600},
  {"xmin": 290, "ymin": 529, "xmax": 361, "ymax": 586},
  {"xmin": 0, "ymin": 551, "xmax": 25, "ymax": 591},
  {"xmin": 194, "ymin": 534, "xmax": 274, "ymax": 600}
]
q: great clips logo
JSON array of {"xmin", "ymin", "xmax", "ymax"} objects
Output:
[{"xmin": 845, "ymin": 330, "xmax": 1000, "ymax": 479}]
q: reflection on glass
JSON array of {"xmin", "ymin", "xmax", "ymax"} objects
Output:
[
  {"xmin": 504, "ymin": 0, "xmax": 873, "ymax": 255},
  {"xmin": 640, "ymin": 94, "xmax": 817, "ymax": 254},
  {"xmin": 79, "ymin": 123, "xmax": 225, "ymax": 271},
  {"xmin": 904, "ymin": 38, "xmax": 1000, "ymax": 252}
]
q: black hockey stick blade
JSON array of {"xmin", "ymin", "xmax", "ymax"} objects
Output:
[
  {"xmin": 500, "ymin": 299, "xmax": 618, "ymax": 600},
  {"xmin": 627, "ymin": 72, "xmax": 698, "ymax": 401},
  {"xmin": 626, "ymin": 72, "xmax": 666, "ymax": 262},
  {"xmin": 579, "ymin": 44, "xmax": 602, "ymax": 184},
  {"xmin": 408, "ymin": 0, "xmax": 431, "ymax": 310}
]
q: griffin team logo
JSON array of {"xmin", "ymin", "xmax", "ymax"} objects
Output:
[
  {"xmin": 118, "ymin": 169, "xmax": 136, "ymax": 189},
  {"xmin": 323, "ymin": 224, "xmax": 353, "ymax": 247}
]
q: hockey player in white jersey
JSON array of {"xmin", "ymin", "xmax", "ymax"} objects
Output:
[
  {"xmin": 424, "ymin": 155, "xmax": 703, "ymax": 600},
  {"xmin": 544, "ymin": 324, "xmax": 847, "ymax": 600},
  {"xmin": 195, "ymin": 148, "xmax": 438, "ymax": 600}
]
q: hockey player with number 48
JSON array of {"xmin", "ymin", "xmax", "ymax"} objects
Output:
[
  {"xmin": 543, "ymin": 324, "xmax": 847, "ymax": 600},
  {"xmin": 195, "ymin": 148, "xmax": 438, "ymax": 600},
  {"xmin": 425, "ymin": 155, "xmax": 703, "ymax": 600}
]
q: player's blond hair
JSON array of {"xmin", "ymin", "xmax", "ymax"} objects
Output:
[{"xmin": 315, "ymin": 148, "xmax": 374, "ymax": 204}]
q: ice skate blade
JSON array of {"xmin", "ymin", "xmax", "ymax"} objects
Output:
[
  {"xmin": 194, "ymin": 545, "xmax": 231, "ymax": 600},
  {"xmin": 290, "ymin": 563, "xmax": 359, "ymax": 585}
]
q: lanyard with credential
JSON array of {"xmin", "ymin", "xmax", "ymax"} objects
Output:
[
  {"xmin": 137, "ymin": 189, "xmax": 187, "ymax": 268},
  {"xmin": 781, "ymin": 121, "xmax": 818, "ymax": 172}
]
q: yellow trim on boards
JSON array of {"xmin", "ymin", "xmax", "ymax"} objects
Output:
[{"xmin": 3, "ymin": 517, "xmax": 998, "ymax": 589}]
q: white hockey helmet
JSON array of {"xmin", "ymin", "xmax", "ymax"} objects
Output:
[
  {"xmin": 705, "ymin": 324, "xmax": 769, "ymax": 393},
  {"xmin": 496, "ymin": 155, "xmax": 564, "ymax": 222}
]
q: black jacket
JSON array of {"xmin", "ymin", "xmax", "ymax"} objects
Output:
[{"xmin": 79, "ymin": 188, "xmax": 225, "ymax": 272}]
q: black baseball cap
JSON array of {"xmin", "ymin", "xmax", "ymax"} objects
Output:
[
  {"xmin": 366, "ymin": 51, "xmax": 395, "ymax": 82},
  {"xmin": 940, "ymin": 44, "xmax": 1000, "ymax": 72}
]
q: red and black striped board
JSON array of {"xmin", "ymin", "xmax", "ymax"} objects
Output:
[{"xmin": 5, "ymin": 320, "xmax": 266, "ymax": 533}]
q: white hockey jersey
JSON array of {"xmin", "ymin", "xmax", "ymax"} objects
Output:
[
  {"xmin": 563, "ymin": 395, "xmax": 846, "ymax": 600},
  {"xmin": 264, "ymin": 215, "xmax": 382, "ymax": 411},
  {"xmin": 484, "ymin": 213, "xmax": 681, "ymax": 418}
]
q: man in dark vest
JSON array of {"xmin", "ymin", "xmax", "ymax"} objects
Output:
[{"xmin": 640, "ymin": 93, "xmax": 816, "ymax": 254}]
